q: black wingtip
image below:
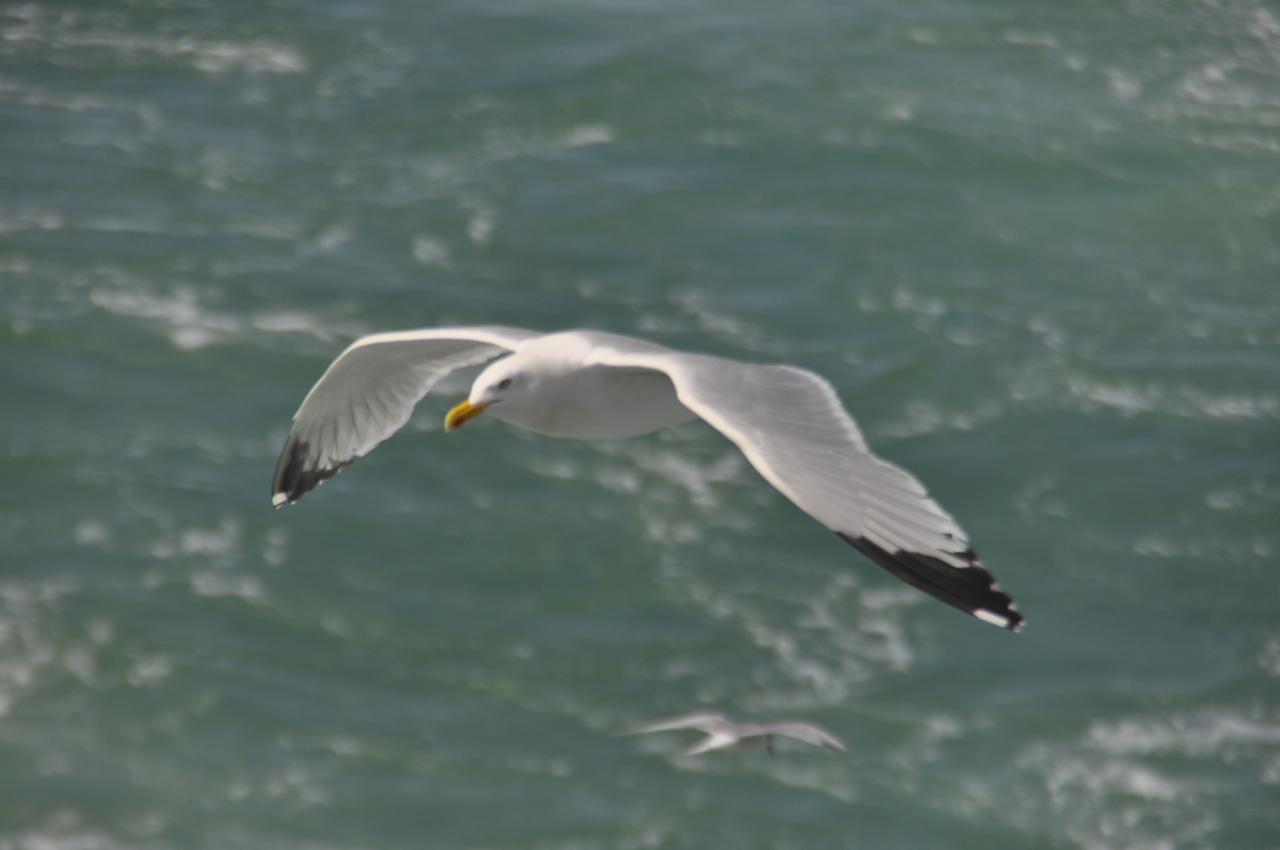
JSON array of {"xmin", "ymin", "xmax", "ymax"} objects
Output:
[
  {"xmin": 837, "ymin": 532, "xmax": 1024, "ymax": 631},
  {"xmin": 270, "ymin": 435, "xmax": 344, "ymax": 508}
]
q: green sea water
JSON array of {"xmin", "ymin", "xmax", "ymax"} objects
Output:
[{"xmin": 3, "ymin": 1, "xmax": 1279, "ymax": 848}]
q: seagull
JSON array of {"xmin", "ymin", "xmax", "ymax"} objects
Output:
[
  {"xmin": 626, "ymin": 712, "xmax": 847, "ymax": 757},
  {"xmin": 270, "ymin": 326, "xmax": 1023, "ymax": 630}
]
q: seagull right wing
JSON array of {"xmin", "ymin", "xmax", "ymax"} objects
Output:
[
  {"xmin": 271, "ymin": 325, "xmax": 538, "ymax": 506},
  {"xmin": 764, "ymin": 722, "xmax": 848, "ymax": 753}
]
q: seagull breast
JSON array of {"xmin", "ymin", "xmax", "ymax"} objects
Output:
[{"xmin": 495, "ymin": 363, "xmax": 696, "ymax": 439}]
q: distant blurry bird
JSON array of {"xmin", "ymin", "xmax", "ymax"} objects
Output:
[{"xmin": 627, "ymin": 712, "xmax": 847, "ymax": 757}]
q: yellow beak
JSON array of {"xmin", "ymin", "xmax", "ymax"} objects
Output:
[{"xmin": 444, "ymin": 399, "xmax": 488, "ymax": 431}]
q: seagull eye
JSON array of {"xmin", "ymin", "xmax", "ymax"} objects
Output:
[{"xmin": 497, "ymin": 378, "xmax": 512, "ymax": 390}]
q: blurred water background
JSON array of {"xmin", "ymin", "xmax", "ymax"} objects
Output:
[{"xmin": 3, "ymin": 0, "xmax": 1279, "ymax": 848}]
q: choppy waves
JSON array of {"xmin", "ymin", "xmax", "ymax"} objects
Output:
[{"xmin": 4, "ymin": 0, "xmax": 1280, "ymax": 846}]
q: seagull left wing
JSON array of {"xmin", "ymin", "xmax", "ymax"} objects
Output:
[
  {"xmin": 271, "ymin": 326, "xmax": 537, "ymax": 506},
  {"xmin": 582, "ymin": 333, "xmax": 1023, "ymax": 631},
  {"xmin": 627, "ymin": 712, "xmax": 730, "ymax": 736}
]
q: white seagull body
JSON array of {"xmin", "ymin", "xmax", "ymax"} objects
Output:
[
  {"xmin": 271, "ymin": 326, "xmax": 1023, "ymax": 630},
  {"xmin": 627, "ymin": 712, "xmax": 847, "ymax": 756}
]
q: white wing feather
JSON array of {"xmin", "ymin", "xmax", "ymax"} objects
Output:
[{"xmin": 627, "ymin": 712, "xmax": 730, "ymax": 735}]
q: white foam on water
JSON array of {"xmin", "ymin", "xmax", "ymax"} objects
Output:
[
  {"xmin": 1066, "ymin": 376, "xmax": 1160, "ymax": 417},
  {"xmin": 593, "ymin": 439, "xmax": 751, "ymax": 517},
  {"xmin": 964, "ymin": 755, "xmax": 1191, "ymax": 850},
  {"xmin": 1131, "ymin": 535, "xmax": 1179, "ymax": 558},
  {"xmin": 1043, "ymin": 756, "xmax": 1186, "ymax": 806},
  {"xmin": 1258, "ymin": 636, "xmax": 1280, "ymax": 677},
  {"xmin": 52, "ymin": 29, "xmax": 306, "ymax": 75},
  {"xmin": 559, "ymin": 124, "xmax": 615, "ymax": 148},
  {"xmin": 0, "ymin": 76, "xmax": 162, "ymax": 160},
  {"xmin": 1178, "ymin": 62, "xmax": 1268, "ymax": 111},
  {"xmin": 1128, "ymin": 532, "xmax": 1273, "ymax": 562},
  {"xmin": 161, "ymin": 520, "xmax": 253, "ymax": 593},
  {"xmin": 880, "ymin": 98, "xmax": 917, "ymax": 124},
  {"xmin": 411, "ymin": 234, "xmax": 452, "ymax": 267},
  {"xmin": 139, "ymin": 516, "xmax": 266, "ymax": 604},
  {"xmin": 1106, "ymin": 68, "xmax": 1143, "ymax": 102},
  {"xmin": 220, "ymin": 217, "xmax": 304, "ymax": 243},
  {"xmin": 1146, "ymin": 29, "xmax": 1280, "ymax": 151},
  {"xmin": 251, "ymin": 309, "xmax": 369, "ymax": 346},
  {"xmin": 470, "ymin": 123, "xmax": 617, "ymax": 167},
  {"xmin": 0, "ymin": 578, "xmax": 79, "ymax": 718},
  {"xmin": 668, "ymin": 290, "xmax": 772, "ymax": 352},
  {"xmin": 804, "ymin": 579, "xmax": 918, "ymax": 677},
  {"xmin": 1262, "ymin": 752, "xmax": 1280, "ymax": 785},
  {"xmin": 890, "ymin": 285, "xmax": 947, "ymax": 321},
  {"xmin": 184, "ymin": 40, "xmax": 306, "ymax": 75},
  {"xmin": 875, "ymin": 397, "xmax": 1004, "ymax": 439},
  {"xmin": 1066, "ymin": 375, "xmax": 1280, "ymax": 421},
  {"xmin": 658, "ymin": 561, "xmax": 920, "ymax": 710},
  {"xmin": 73, "ymin": 519, "xmax": 112, "ymax": 548},
  {"xmin": 127, "ymin": 654, "xmax": 173, "ymax": 688},
  {"xmin": 188, "ymin": 572, "xmax": 268, "ymax": 605},
  {"xmin": 1187, "ymin": 390, "xmax": 1280, "ymax": 420},
  {"xmin": 4, "ymin": 825, "xmax": 134, "ymax": 850},
  {"xmin": 945, "ymin": 705, "xmax": 1280, "ymax": 849},
  {"xmin": 463, "ymin": 198, "xmax": 497, "ymax": 245},
  {"xmin": 520, "ymin": 454, "xmax": 583, "ymax": 483},
  {"xmin": 1014, "ymin": 473, "xmax": 1072, "ymax": 521},
  {"xmin": 907, "ymin": 26, "xmax": 940, "ymax": 45},
  {"xmin": 90, "ymin": 279, "xmax": 354, "ymax": 350},
  {"xmin": 305, "ymin": 223, "xmax": 355, "ymax": 255},
  {"xmin": 324, "ymin": 735, "xmax": 365, "ymax": 757},
  {"xmin": 0, "ymin": 208, "xmax": 65, "ymax": 235},
  {"xmin": 251, "ymin": 311, "xmax": 320, "ymax": 336},
  {"xmin": 261, "ymin": 527, "xmax": 290, "ymax": 567},
  {"xmin": 89, "ymin": 284, "xmax": 242, "ymax": 351},
  {"xmin": 1204, "ymin": 488, "xmax": 1245, "ymax": 511},
  {"xmin": 179, "ymin": 517, "xmax": 242, "ymax": 558},
  {"xmin": 1086, "ymin": 711, "xmax": 1280, "ymax": 757},
  {"xmin": 594, "ymin": 464, "xmax": 642, "ymax": 496},
  {"xmin": 1004, "ymin": 30, "xmax": 1062, "ymax": 50},
  {"xmin": 641, "ymin": 449, "xmax": 743, "ymax": 513},
  {"xmin": 222, "ymin": 762, "xmax": 332, "ymax": 809}
]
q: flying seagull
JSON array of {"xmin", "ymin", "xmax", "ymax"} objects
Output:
[
  {"xmin": 271, "ymin": 327, "xmax": 1023, "ymax": 630},
  {"xmin": 627, "ymin": 712, "xmax": 847, "ymax": 757}
]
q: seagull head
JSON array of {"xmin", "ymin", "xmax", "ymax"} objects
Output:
[{"xmin": 445, "ymin": 357, "xmax": 530, "ymax": 431}]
